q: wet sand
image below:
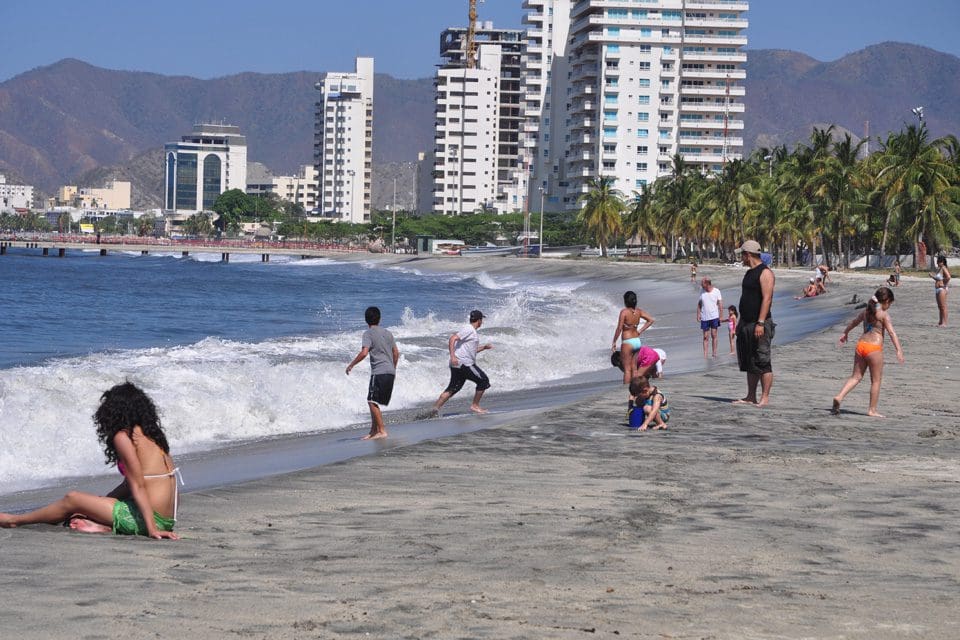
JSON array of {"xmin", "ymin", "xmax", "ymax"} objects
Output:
[{"xmin": 2, "ymin": 262, "xmax": 958, "ymax": 639}]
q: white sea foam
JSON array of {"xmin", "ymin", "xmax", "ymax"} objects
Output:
[{"xmin": 0, "ymin": 273, "xmax": 621, "ymax": 493}]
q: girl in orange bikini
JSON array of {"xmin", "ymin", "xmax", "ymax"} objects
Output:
[{"xmin": 831, "ymin": 287, "xmax": 904, "ymax": 418}]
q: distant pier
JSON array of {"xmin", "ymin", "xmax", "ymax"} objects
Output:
[{"xmin": 0, "ymin": 235, "xmax": 369, "ymax": 262}]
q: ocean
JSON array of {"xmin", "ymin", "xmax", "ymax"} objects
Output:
[{"xmin": 0, "ymin": 248, "xmax": 844, "ymax": 498}]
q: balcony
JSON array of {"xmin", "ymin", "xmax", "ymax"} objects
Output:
[
  {"xmin": 685, "ymin": 1, "xmax": 749, "ymax": 10},
  {"xmin": 683, "ymin": 51, "xmax": 748, "ymax": 63},
  {"xmin": 682, "ymin": 69, "xmax": 746, "ymax": 80},
  {"xmin": 680, "ymin": 85, "xmax": 746, "ymax": 97},
  {"xmin": 679, "ymin": 118, "xmax": 744, "ymax": 130},
  {"xmin": 683, "ymin": 35, "xmax": 748, "ymax": 46},
  {"xmin": 680, "ymin": 102, "xmax": 745, "ymax": 113},
  {"xmin": 685, "ymin": 18, "xmax": 748, "ymax": 29}
]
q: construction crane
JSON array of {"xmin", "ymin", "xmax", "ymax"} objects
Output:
[{"xmin": 466, "ymin": 0, "xmax": 485, "ymax": 69}]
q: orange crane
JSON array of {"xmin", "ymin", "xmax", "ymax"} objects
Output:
[{"xmin": 466, "ymin": 0, "xmax": 485, "ymax": 69}]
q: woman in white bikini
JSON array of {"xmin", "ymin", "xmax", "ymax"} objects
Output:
[
  {"xmin": 612, "ymin": 290, "xmax": 655, "ymax": 385},
  {"xmin": 931, "ymin": 256, "xmax": 950, "ymax": 327},
  {"xmin": 0, "ymin": 382, "xmax": 181, "ymax": 539}
]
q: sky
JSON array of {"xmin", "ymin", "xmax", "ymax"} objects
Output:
[{"xmin": 1, "ymin": 0, "xmax": 958, "ymax": 82}]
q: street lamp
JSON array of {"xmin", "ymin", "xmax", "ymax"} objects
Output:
[
  {"xmin": 763, "ymin": 154, "xmax": 774, "ymax": 178},
  {"xmin": 911, "ymin": 106, "xmax": 924, "ymax": 123},
  {"xmin": 346, "ymin": 169, "xmax": 355, "ymax": 220},
  {"xmin": 538, "ymin": 185, "xmax": 545, "ymax": 259}
]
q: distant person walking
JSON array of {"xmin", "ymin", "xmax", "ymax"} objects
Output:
[
  {"xmin": 832, "ymin": 287, "xmax": 904, "ymax": 418},
  {"xmin": 346, "ymin": 306, "xmax": 400, "ymax": 440},
  {"xmin": 433, "ymin": 310, "xmax": 493, "ymax": 415},
  {"xmin": 696, "ymin": 277, "xmax": 723, "ymax": 358},
  {"xmin": 931, "ymin": 256, "xmax": 950, "ymax": 327},
  {"xmin": 733, "ymin": 240, "xmax": 775, "ymax": 407}
]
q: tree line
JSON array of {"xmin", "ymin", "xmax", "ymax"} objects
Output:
[{"xmin": 579, "ymin": 123, "xmax": 960, "ymax": 265}]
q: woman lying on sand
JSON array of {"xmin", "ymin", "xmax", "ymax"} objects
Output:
[
  {"xmin": 831, "ymin": 287, "xmax": 904, "ymax": 418},
  {"xmin": 0, "ymin": 382, "xmax": 180, "ymax": 539}
]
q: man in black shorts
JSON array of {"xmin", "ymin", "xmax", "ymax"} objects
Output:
[
  {"xmin": 346, "ymin": 306, "xmax": 400, "ymax": 439},
  {"xmin": 734, "ymin": 240, "xmax": 775, "ymax": 407},
  {"xmin": 433, "ymin": 310, "xmax": 494, "ymax": 415}
]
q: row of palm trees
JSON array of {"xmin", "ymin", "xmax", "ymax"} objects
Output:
[{"xmin": 578, "ymin": 123, "xmax": 960, "ymax": 266}]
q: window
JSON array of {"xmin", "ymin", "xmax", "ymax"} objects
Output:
[
  {"xmin": 175, "ymin": 153, "xmax": 197, "ymax": 210},
  {"xmin": 604, "ymin": 127, "xmax": 617, "ymax": 138},
  {"xmin": 607, "ymin": 27, "xmax": 620, "ymax": 36},
  {"xmin": 604, "ymin": 110, "xmax": 618, "ymax": 122},
  {"xmin": 201, "ymin": 154, "xmax": 221, "ymax": 209},
  {"xmin": 640, "ymin": 28, "xmax": 651, "ymax": 38},
  {"xmin": 639, "ymin": 62, "xmax": 651, "ymax": 71},
  {"xmin": 637, "ymin": 145, "xmax": 648, "ymax": 154},
  {"xmin": 637, "ymin": 129, "xmax": 649, "ymax": 138},
  {"xmin": 639, "ymin": 95, "xmax": 650, "ymax": 105},
  {"xmin": 638, "ymin": 79, "xmax": 651, "ymax": 88},
  {"xmin": 638, "ymin": 112, "xmax": 649, "ymax": 122}
]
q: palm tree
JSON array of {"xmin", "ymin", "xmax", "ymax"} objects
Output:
[
  {"xmin": 811, "ymin": 134, "xmax": 868, "ymax": 267},
  {"xmin": 624, "ymin": 182, "xmax": 657, "ymax": 253},
  {"xmin": 878, "ymin": 124, "xmax": 960, "ymax": 261},
  {"xmin": 577, "ymin": 176, "xmax": 625, "ymax": 257}
]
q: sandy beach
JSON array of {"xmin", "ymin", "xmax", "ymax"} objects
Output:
[{"xmin": 2, "ymin": 260, "xmax": 958, "ymax": 639}]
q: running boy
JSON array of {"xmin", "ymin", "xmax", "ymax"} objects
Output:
[
  {"xmin": 346, "ymin": 306, "xmax": 400, "ymax": 440},
  {"xmin": 433, "ymin": 310, "xmax": 493, "ymax": 415}
]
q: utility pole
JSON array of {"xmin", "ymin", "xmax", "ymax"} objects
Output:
[{"xmin": 391, "ymin": 177, "xmax": 397, "ymax": 252}]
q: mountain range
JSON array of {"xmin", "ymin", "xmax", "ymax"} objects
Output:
[{"xmin": 0, "ymin": 42, "xmax": 957, "ymax": 209}]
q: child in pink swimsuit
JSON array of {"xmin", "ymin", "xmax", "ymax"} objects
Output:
[{"xmin": 726, "ymin": 305, "xmax": 738, "ymax": 355}]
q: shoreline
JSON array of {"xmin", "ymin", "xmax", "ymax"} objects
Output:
[{"xmin": 2, "ymin": 267, "xmax": 958, "ymax": 638}]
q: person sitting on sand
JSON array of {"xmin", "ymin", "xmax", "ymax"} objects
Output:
[
  {"xmin": 831, "ymin": 287, "xmax": 904, "ymax": 418},
  {"xmin": 628, "ymin": 376, "xmax": 669, "ymax": 431},
  {"xmin": 433, "ymin": 310, "xmax": 493, "ymax": 415},
  {"xmin": 0, "ymin": 382, "xmax": 181, "ymax": 539},
  {"xmin": 611, "ymin": 291, "xmax": 655, "ymax": 385},
  {"xmin": 346, "ymin": 306, "xmax": 401, "ymax": 440},
  {"xmin": 796, "ymin": 278, "xmax": 819, "ymax": 299}
]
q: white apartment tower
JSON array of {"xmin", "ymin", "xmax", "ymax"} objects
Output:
[
  {"xmin": 314, "ymin": 57, "xmax": 374, "ymax": 223},
  {"xmin": 432, "ymin": 24, "xmax": 525, "ymax": 215},
  {"xmin": 522, "ymin": 0, "xmax": 748, "ymax": 209}
]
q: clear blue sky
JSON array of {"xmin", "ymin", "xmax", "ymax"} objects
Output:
[{"xmin": 1, "ymin": 0, "xmax": 958, "ymax": 82}]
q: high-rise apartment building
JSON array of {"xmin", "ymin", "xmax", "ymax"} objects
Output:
[
  {"xmin": 0, "ymin": 174, "xmax": 35, "ymax": 211},
  {"xmin": 522, "ymin": 0, "xmax": 748, "ymax": 209},
  {"xmin": 164, "ymin": 124, "xmax": 247, "ymax": 214},
  {"xmin": 314, "ymin": 57, "xmax": 374, "ymax": 223},
  {"xmin": 432, "ymin": 24, "xmax": 526, "ymax": 215}
]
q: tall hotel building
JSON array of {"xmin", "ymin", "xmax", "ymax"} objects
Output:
[
  {"xmin": 522, "ymin": 0, "xmax": 748, "ymax": 210},
  {"xmin": 314, "ymin": 57, "xmax": 374, "ymax": 223},
  {"xmin": 431, "ymin": 24, "xmax": 525, "ymax": 215},
  {"xmin": 164, "ymin": 124, "xmax": 247, "ymax": 214}
]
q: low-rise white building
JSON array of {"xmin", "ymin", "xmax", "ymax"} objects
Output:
[
  {"xmin": 48, "ymin": 181, "xmax": 131, "ymax": 210},
  {"xmin": 0, "ymin": 174, "xmax": 35, "ymax": 211},
  {"xmin": 164, "ymin": 124, "xmax": 248, "ymax": 214},
  {"xmin": 247, "ymin": 164, "xmax": 318, "ymax": 211}
]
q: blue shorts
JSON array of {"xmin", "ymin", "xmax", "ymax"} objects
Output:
[
  {"xmin": 700, "ymin": 318, "xmax": 720, "ymax": 331},
  {"xmin": 622, "ymin": 337, "xmax": 642, "ymax": 351}
]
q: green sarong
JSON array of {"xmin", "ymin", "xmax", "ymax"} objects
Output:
[{"xmin": 111, "ymin": 499, "xmax": 175, "ymax": 536}]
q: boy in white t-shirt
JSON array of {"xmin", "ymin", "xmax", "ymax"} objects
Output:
[{"xmin": 432, "ymin": 310, "xmax": 494, "ymax": 415}]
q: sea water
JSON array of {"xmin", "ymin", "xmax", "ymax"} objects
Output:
[{"xmin": 0, "ymin": 248, "xmax": 844, "ymax": 495}]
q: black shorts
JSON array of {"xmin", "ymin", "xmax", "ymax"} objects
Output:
[
  {"xmin": 736, "ymin": 321, "xmax": 775, "ymax": 375},
  {"xmin": 367, "ymin": 373, "xmax": 395, "ymax": 406},
  {"xmin": 444, "ymin": 364, "xmax": 491, "ymax": 396}
]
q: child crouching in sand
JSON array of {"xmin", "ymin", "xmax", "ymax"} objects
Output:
[
  {"xmin": 831, "ymin": 287, "xmax": 904, "ymax": 418},
  {"xmin": 628, "ymin": 376, "xmax": 669, "ymax": 431}
]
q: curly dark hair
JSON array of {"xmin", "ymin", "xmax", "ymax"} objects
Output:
[{"xmin": 93, "ymin": 382, "xmax": 169, "ymax": 466}]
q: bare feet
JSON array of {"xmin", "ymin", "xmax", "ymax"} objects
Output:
[
  {"xmin": 831, "ymin": 398, "xmax": 841, "ymax": 415},
  {"xmin": 362, "ymin": 432, "xmax": 387, "ymax": 440},
  {"xmin": 755, "ymin": 398, "xmax": 770, "ymax": 408},
  {"xmin": 470, "ymin": 405, "xmax": 488, "ymax": 414},
  {"xmin": 68, "ymin": 516, "xmax": 111, "ymax": 534},
  {"xmin": 732, "ymin": 398, "xmax": 757, "ymax": 405},
  {"xmin": 866, "ymin": 410, "xmax": 886, "ymax": 418}
]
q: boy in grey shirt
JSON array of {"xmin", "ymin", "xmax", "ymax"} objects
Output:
[{"xmin": 346, "ymin": 306, "xmax": 400, "ymax": 440}]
